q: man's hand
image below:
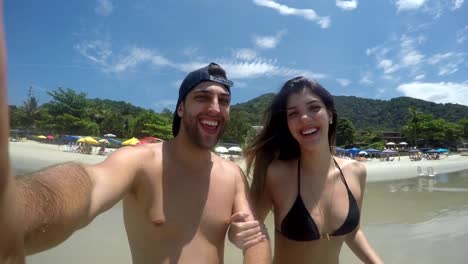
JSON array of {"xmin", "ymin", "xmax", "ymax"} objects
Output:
[{"xmin": 228, "ymin": 212, "xmax": 266, "ymax": 250}]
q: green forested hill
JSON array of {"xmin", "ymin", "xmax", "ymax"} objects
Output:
[{"xmin": 231, "ymin": 94, "xmax": 468, "ymax": 131}]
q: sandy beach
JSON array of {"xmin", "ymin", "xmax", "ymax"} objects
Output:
[
  {"xmin": 10, "ymin": 140, "xmax": 468, "ymax": 181},
  {"xmin": 9, "ymin": 140, "xmax": 468, "ymax": 263}
]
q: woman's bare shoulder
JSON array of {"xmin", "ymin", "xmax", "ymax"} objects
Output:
[
  {"xmin": 333, "ymin": 157, "xmax": 367, "ymax": 185},
  {"xmin": 267, "ymin": 159, "xmax": 296, "ymax": 181}
]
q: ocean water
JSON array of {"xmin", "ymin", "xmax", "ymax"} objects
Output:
[{"xmin": 19, "ymin": 166, "xmax": 468, "ymax": 263}]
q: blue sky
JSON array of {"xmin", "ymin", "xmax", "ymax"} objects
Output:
[{"xmin": 5, "ymin": 0, "xmax": 468, "ymax": 111}]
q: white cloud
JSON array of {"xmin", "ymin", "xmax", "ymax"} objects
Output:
[
  {"xmin": 178, "ymin": 59, "xmax": 327, "ymax": 80},
  {"xmin": 336, "ymin": 78, "xmax": 351, "ymax": 86},
  {"xmin": 336, "ymin": 0, "xmax": 358, "ymax": 11},
  {"xmin": 453, "ymin": 0, "xmax": 464, "ymax": 9},
  {"xmin": 235, "ymin": 49, "xmax": 257, "ymax": 60},
  {"xmin": 414, "ymin": 74, "xmax": 425, "ymax": 80},
  {"xmin": 395, "ymin": 0, "xmax": 427, "ymax": 11},
  {"xmin": 76, "ymin": 39, "xmax": 328, "ymax": 81},
  {"xmin": 253, "ymin": 30, "xmax": 286, "ymax": 49},
  {"xmin": 76, "ymin": 41, "xmax": 171, "ymax": 74},
  {"xmin": 401, "ymin": 50, "xmax": 425, "ymax": 66},
  {"xmin": 112, "ymin": 47, "xmax": 170, "ymax": 73},
  {"xmin": 428, "ymin": 52, "xmax": 466, "ymax": 76},
  {"xmin": 182, "ymin": 47, "xmax": 198, "ymax": 56},
  {"xmin": 359, "ymin": 72, "xmax": 373, "ymax": 85},
  {"xmin": 397, "ymin": 81, "xmax": 468, "ymax": 105},
  {"xmin": 456, "ymin": 26, "xmax": 468, "ymax": 44},
  {"xmin": 75, "ymin": 40, "xmax": 112, "ymax": 65},
  {"xmin": 253, "ymin": 0, "xmax": 331, "ymax": 28},
  {"xmin": 95, "ymin": 0, "xmax": 113, "ymax": 16},
  {"xmin": 378, "ymin": 59, "xmax": 399, "ymax": 74}
]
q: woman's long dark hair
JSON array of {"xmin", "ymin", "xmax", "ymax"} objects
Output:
[{"xmin": 244, "ymin": 76, "xmax": 338, "ymax": 204}]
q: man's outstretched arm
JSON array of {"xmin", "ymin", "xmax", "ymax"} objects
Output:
[
  {"xmin": 232, "ymin": 166, "xmax": 271, "ymax": 264},
  {"xmin": 15, "ymin": 145, "xmax": 151, "ymax": 255},
  {"xmin": 0, "ymin": 1, "xmax": 25, "ymax": 261}
]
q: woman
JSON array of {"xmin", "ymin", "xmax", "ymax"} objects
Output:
[{"xmin": 235, "ymin": 77, "xmax": 382, "ymax": 263}]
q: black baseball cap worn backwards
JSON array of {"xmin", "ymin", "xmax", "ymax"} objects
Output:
[{"xmin": 172, "ymin": 62, "xmax": 234, "ymax": 136}]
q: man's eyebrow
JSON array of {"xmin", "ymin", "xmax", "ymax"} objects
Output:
[
  {"xmin": 286, "ymin": 100, "xmax": 319, "ymax": 110},
  {"xmin": 192, "ymin": 90, "xmax": 231, "ymax": 97}
]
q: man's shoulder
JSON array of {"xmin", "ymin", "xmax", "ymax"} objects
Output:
[
  {"xmin": 104, "ymin": 143, "xmax": 162, "ymax": 166},
  {"xmin": 212, "ymin": 153, "xmax": 240, "ymax": 173}
]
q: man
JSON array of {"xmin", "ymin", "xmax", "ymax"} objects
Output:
[
  {"xmin": 0, "ymin": 9, "xmax": 270, "ymax": 259},
  {"xmin": 0, "ymin": 2, "xmax": 25, "ymax": 262}
]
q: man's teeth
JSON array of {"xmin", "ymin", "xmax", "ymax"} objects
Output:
[
  {"xmin": 302, "ymin": 128, "xmax": 318, "ymax": 135},
  {"xmin": 201, "ymin": 119, "xmax": 219, "ymax": 127}
]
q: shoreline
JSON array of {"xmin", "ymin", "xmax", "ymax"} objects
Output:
[{"xmin": 9, "ymin": 140, "xmax": 468, "ymax": 182}]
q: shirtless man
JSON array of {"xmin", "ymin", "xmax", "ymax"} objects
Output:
[{"xmin": 0, "ymin": 11, "xmax": 270, "ymax": 260}]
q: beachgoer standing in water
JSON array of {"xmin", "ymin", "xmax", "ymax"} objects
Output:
[{"xmin": 0, "ymin": 9, "xmax": 270, "ymax": 260}]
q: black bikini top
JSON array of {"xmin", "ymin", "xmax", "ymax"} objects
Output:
[{"xmin": 276, "ymin": 158, "xmax": 360, "ymax": 241}]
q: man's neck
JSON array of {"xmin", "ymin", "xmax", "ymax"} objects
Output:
[{"xmin": 169, "ymin": 134, "xmax": 213, "ymax": 169}]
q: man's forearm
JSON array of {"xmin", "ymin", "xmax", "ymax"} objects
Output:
[
  {"xmin": 16, "ymin": 162, "xmax": 94, "ymax": 255},
  {"xmin": 243, "ymin": 238, "xmax": 272, "ymax": 264}
]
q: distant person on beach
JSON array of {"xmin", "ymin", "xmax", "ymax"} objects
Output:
[
  {"xmin": 230, "ymin": 77, "xmax": 383, "ymax": 263},
  {"xmin": 0, "ymin": 56, "xmax": 270, "ymax": 263}
]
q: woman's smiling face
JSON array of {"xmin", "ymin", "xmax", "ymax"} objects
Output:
[{"xmin": 286, "ymin": 88, "xmax": 332, "ymax": 150}]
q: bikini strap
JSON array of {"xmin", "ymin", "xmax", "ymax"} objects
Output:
[{"xmin": 332, "ymin": 158, "xmax": 351, "ymax": 191}]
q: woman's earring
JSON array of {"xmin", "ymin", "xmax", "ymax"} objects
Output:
[{"xmin": 329, "ymin": 120, "xmax": 333, "ymax": 124}]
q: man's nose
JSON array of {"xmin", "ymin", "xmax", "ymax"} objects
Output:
[{"xmin": 208, "ymin": 97, "xmax": 221, "ymax": 113}]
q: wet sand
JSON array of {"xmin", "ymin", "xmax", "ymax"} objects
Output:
[{"xmin": 9, "ymin": 141, "xmax": 468, "ymax": 263}]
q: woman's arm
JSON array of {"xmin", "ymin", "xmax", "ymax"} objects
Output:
[{"xmin": 345, "ymin": 161, "xmax": 384, "ymax": 264}]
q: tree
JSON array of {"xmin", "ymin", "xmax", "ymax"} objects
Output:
[
  {"xmin": 221, "ymin": 111, "xmax": 252, "ymax": 144},
  {"xmin": 336, "ymin": 118, "xmax": 355, "ymax": 147},
  {"xmin": 15, "ymin": 87, "xmax": 41, "ymax": 130},
  {"xmin": 39, "ymin": 87, "xmax": 98, "ymax": 135},
  {"xmin": 459, "ymin": 118, "xmax": 468, "ymax": 140}
]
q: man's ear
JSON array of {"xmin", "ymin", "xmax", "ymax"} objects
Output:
[{"xmin": 177, "ymin": 102, "xmax": 184, "ymax": 118}]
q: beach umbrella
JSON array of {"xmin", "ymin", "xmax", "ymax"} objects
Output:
[
  {"xmin": 98, "ymin": 139, "xmax": 110, "ymax": 144},
  {"xmin": 104, "ymin": 133, "xmax": 117, "ymax": 138},
  {"xmin": 77, "ymin": 136, "xmax": 99, "ymax": 145},
  {"xmin": 122, "ymin": 137, "xmax": 140, "ymax": 146},
  {"xmin": 359, "ymin": 151, "xmax": 368, "ymax": 155},
  {"xmin": 386, "ymin": 142, "xmax": 395, "ymax": 145},
  {"xmin": 409, "ymin": 149, "xmax": 421, "ymax": 153},
  {"xmin": 347, "ymin": 147, "xmax": 361, "ymax": 153},
  {"xmin": 62, "ymin": 135, "xmax": 81, "ymax": 142},
  {"xmin": 399, "ymin": 142, "xmax": 408, "ymax": 145},
  {"xmin": 364, "ymin": 148, "xmax": 381, "ymax": 153},
  {"xmin": 215, "ymin": 146, "xmax": 229, "ymax": 153},
  {"xmin": 426, "ymin": 149, "xmax": 440, "ymax": 153},
  {"xmin": 335, "ymin": 147, "xmax": 347, "ymax": 153},
  {"xmin": 46, "ymin": 135, "xmax": 55, "ymax": 140},
  {"xmin": 138, "ymin": 136, "xmax": 163, "ymax": 144},
  {"xmin": 382, "ymin": 149, "xmax": 397, "ymax": 153},
  {"xmin": 106, "ymin": 138, "xmax": 122, "ymax": 145},
  {"xmin": 437, "ymin": 148, "xmax": 448, "ymax": 153},
  {"xmin": 37, "ymin": 135, "xmax": 47, "ymax": 139},
  {"xmin": 228, "ymin": 146, "xmax": 242, "ymax": 152}
]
